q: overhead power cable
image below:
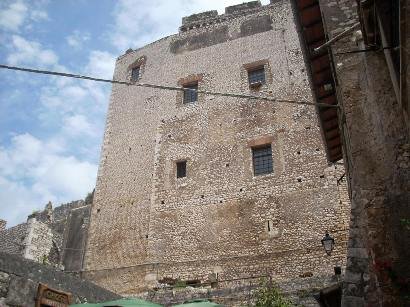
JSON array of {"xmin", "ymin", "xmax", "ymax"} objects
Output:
[{"xmin": 0, "ymin": 64, "xmax": 338, "ymax": 109}]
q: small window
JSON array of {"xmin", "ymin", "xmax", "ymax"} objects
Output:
[
  {"xmin": 131, "ymin": 66, "xmax": 140, "ymax": 81},
  {"xmin": 183, "ymin": 83, "xmax": 198, "ymax": 103},
  {"xmin": 252, "ymin": 144, "xmax": 273, "ymax": 176},
  {"xmin": 248, "ymin": 67, "xmax": 265, "ymax": 87},
  {"xmin": 176, "ymin": 161, "xmax": 187, "ymax": 178}
]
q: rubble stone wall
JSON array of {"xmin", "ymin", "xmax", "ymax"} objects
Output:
[
  {"xmin": 0, "ymin": 251, "xmax": 120, "ymax": 306},
  {"xmin": 22, "ymin": 218, "xmax": 54, "ymax": 262},
  {"xmin": 315, "ymin": 0, "xmax": 410, "ymax": 306},
  {"xmin": 0, "ymin": 200, "xmax": 90, "ymax": 272},
  {"xmin": 83, "ymin": 0, "xmax": 351, "ymax": 296}
]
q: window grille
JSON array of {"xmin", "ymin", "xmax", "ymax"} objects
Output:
[
  {"xmin": 183, "ymin": 83, "xmax": 198, "ymax": 103},
  {"xmin": 248, "ymin": 67, "xmax": 265, "ymax": 85},
  {"xmin": 252, "ymin": 145, "xmax": 273, "ymax": 176},
  {"xmin": 131, "ymin": 66, "xmax": 140, "ymax": 81},
  {"xmin": 176, "ymin": 161, "xmax": 187, "ymax": 178}
]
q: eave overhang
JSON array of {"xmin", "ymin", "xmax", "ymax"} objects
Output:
[{"xmin": 293, "ymin": 0, "xmax": 343, "ymax": 163}]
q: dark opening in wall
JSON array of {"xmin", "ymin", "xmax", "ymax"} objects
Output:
[
  {"xmin": 183, "ymin": 82, "xmax": 198, "ymax": 103},
  {"xmin": 252, "ymin": 144, "xmax": 273, "ymax": 176},
  {"xmin": 297, "ymin": 178, "xmax": 302, "ymax": 182},
  {"xmin": 161, "ymin": 200, "xmax": 165, "ymax": 204},
  {"xmin": 248, "ymin": 66, "xmax": 266, "ymax": 89},
  {"xmin": 131, "ymin": 66, "xmax": 140, "ymax": 82},
  {"xmin": 177, "ymin": 160, "xmax": 187, "ymax": 178}
]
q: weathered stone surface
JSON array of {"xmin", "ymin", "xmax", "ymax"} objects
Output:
[
  {"xmin": 170, "ymin": 26, "xmax": 229, "ymax": 54},
  {"xmin": 314, "ymin": 0, "xmax": 410, "ymax": 305},
  {"xmin": 0, "ymin": 200, "xmax": 90, "ymax": 272},
  {"xmin": 239, "ymin": 15, "xmax": 272, "ymax": 37},
  {"xmin": 0, "ymin": 252, "xmax": 120, "ymax": 304},
  {"xmin": 84, "ymin": 0, "xmax": 351, "ymax": 297},
  {"xmin": 5, "ymin": 276, "xmax": 37, "ymax": 307},
  {"xmin": 0, "ymin": 272, "xmax": 10, "ymax": 298},
  {"xmin": 225, "ymin": 1, "xmax": 261, "ymax": 15},
  {"xmin": 182, "ymin": 11, "xmax": 218, "ymax": 26}
]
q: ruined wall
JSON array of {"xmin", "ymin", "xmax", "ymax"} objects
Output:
[
  {"xmin": 22, "ymin": 218, "xmax": 54, "ymax": 262},
  {"xmin": 84, "ymin": 0, "xmax": 350, "ymax": 296},
  {"xmin": 0, "ymin": 223, "xmax": 27, "ymax": 255},
  {"xmin": 0, "ymin": 200, "xmax": 90, "ymax": 272},
  {"xmin": 314, "ymin": 1, "xmax": 410, "ymax": 306}
]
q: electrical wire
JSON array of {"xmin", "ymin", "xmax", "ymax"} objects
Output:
[{"xmin": 0, "ymin": 64, "xmax": 339, "ymax": 109}]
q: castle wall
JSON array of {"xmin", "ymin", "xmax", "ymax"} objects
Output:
[{"xmin": 84, "ymin": 0, "xmax": 350, "ymax": 295}]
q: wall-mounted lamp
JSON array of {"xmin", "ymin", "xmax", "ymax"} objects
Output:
[{"xmin": 321, "ymin": 232, "xmax": 335, "ymax": 255}]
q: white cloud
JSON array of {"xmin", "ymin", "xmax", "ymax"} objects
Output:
[
  {"xmin": 0, "ymin": 1, "xmax": 28, "ymax": 32},
  {"xmin": 66, "ymin": 30, "xmax": 90, "ymax": 49},
  {"xmin": 0, "ymin": 1, "xmax": 48, "ymax": 32},
  {"xmin": 0, "ymin": 133, "xmax": 98, "ymax": 227},
  {"xmin": 30, "ymin": 9, "xmax": 48, "ymax": 22},
  {"xmin": 85, "ymin": 50, "xmax": 116, "ymax": 79},
  {"xmin": 7, "ymin": 35, "xmax": 59, "ymax": 67},
  {"xmin": 63, "ymin": 114, "xmax": 96, "ymax": 136}
]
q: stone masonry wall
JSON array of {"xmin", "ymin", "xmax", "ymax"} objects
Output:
[
  {"xmin": 315, "ymin": 0, "xmax": 410, "ymax": 306},
  {"xmin": 0, "ymin": 200, "xmax": 90, "ymax": 272},
  {"xmin": 0, "ymin": 251, "xmax": 120, "ymax": 306},
  {"xmin": 22, "ymin": 218, "xmax": 54, "ymax": 262},
  {"xmin": 140, "ymin": 275, "xmax": 341, "ymax": 307},
  {"xmin": 84, "ymin": 0, "xmax": 351, "ymax": 296},
  {"xmin": 0, "ymin": 223, "xmax": 27, "ymax": 255}
]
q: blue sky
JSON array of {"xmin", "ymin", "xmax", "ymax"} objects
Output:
[{"xmin": 0, "ymin": 0, "xmax": 269, "ymax": 227}]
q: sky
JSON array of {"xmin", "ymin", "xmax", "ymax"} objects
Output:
[{"xmin": 0, "ymin": 0, "xmax": 270, "ymax": 228}]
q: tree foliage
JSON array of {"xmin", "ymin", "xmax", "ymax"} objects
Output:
[{"xmin": 254, "ymin": 279, "xmax": 293, "ymax": 307}]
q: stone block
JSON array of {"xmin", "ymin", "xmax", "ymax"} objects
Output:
[
  {"xmin": 5, "ymin": 276, "xmax": 37, "ymax": 307},
  {"xmin": 225, "ymin": 1, "xmax": 261, "ymax": 14},
  {"xmin": 341, "ymin": 295, "xmax": 364, "ymax": 307}
]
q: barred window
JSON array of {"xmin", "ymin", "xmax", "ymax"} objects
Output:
[
  {"xmin": 248, "ymin": 67, "xmax": 265, "ymax": 85},
  {"xmin": 176, "ymin": 161, "xmax": 187, "ymax": 178},
  {"xmin": 252, "ymin": 145, "xmax": 273, "ymax": 176},
  {"xmin": 131, "ymin": 66, "xmax": 140, "ymax": 81},
  {"xmin": 183, "ymin": 83, "xmax": 198, "ymax": 103}
]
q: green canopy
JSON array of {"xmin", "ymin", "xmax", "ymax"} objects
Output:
[
  {"xmin": 172, "ymin": 299, "xmax": 223, "ymax": 307},
  {"xmin": 70, "ymin": 298, "xmax": 162, "ymax": 307}
]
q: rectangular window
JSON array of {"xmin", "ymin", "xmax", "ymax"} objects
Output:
[
  {"xmin": 176, "ymin": 161, "xmax": 187, "ymax": 178},
  {"xmin": 248, "ymin": 67, "xmax": 265, "ymax": 86},
  {"xmin": 131, "ymin": 66, "xmax": 140, "ymax": 81},
  {"xmin": 183, "ymin": 83, "xmax": 198, "ymax": 103},
  {"xmin": 252, "ymin": 144, "xmax": 273, "ymax": 176}
]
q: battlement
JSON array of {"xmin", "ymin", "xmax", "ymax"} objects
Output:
[
  {"xmin": 0, "ymin": 219, "xmax": 6, "ymax": 231},
  {"xmin": 180, "ymin": 0, "xmax": 266, "ymax": 32}
]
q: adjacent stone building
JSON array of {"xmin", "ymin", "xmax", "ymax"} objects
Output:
[
  {"xmin": 0, "ymin": 199, "xmax": 91, "ymax": 272},
  {"xmin": 83, "ymin": 0, "xmax": 351, "ymax": 299},
  {"xmin": 293, "ymin": 0, "xmax": 409, "ymax": 306}
]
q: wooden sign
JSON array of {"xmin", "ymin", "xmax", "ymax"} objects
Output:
[{"xmin": 36, "ymin": 284, "xmax": 72, "ymax": 307}]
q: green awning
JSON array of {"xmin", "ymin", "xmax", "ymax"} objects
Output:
[
  {"xmin": 70, "ymin": 298, "xmax": 162, "ymax": 307},
  {"xmin": 173, "ymin": 299, "xmax": 223, "ymax": 307}
]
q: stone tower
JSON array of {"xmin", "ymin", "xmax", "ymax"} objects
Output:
[{"xmin": 83, "ymin": 0, "xmax": 350, "ymax": 295}]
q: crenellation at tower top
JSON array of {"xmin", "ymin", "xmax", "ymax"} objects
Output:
[{"xmin": 180, "ymin": 0, "xmax": 267, "ymax": 32}]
